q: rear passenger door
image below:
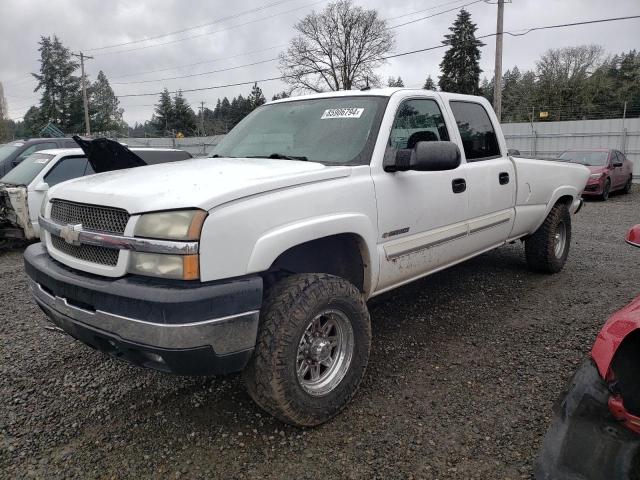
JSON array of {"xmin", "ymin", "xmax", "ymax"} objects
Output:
[{"xmin": 448, "ymin": 101, "xmax": 516, "ymax": 251}]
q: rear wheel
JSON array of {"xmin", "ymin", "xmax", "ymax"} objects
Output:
[
  {"xmin": 622, "ymin": 175, "xmax": 633, "ymax": 194},
  {"xmin": 525, "ymin": 203, "xmax": 571, "ymax": 273},
  {"xmin": 243, "ymin": 273, "xmax": 371, "ymax": 427},
  {"xmin": 600, "ymin": 178, "xmax": 611, "ymax": 201}
]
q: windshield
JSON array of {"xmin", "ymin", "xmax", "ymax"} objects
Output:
[
  {"xmin": 558, "ymin": 151, "xmax": 608, "ymax": 166},
  {"xmin": 0, "ymin": 143, "xmax": 21, "ymax": 162},
  {"xmin": 0, "ymin": 153, "xmax": 54, "ymax": 185},
  {"xmin": 212, "ymin": 96, "xmax": 388, "ymax": 165}
]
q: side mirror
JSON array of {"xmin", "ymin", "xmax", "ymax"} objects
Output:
[
  {"xmin": 508, "ymin": 148, "xmax": 520, "ymax": 156},
  {"xmin": 385, "ymin": 141, "xmax": 461, "ymax": 172},
  {"xmin": 613, "ymin": 162, "xmax": 623, "ymax": 168},
  {"xmin": 33, "ymin": 182, "xmax": 49, "ymax": 192}
]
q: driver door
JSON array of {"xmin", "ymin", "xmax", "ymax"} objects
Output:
[{"xmin": 372, "ymin": 98, "xmax": 469, "ymax": 291}]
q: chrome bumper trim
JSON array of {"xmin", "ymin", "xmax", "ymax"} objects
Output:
[
  {"xmin": 39, "ymin": 215, "xmax": 199, "ymax": 255},
  {"xmin": 31, "ymin": 280, "xmax": 259, "ymax": 354}
]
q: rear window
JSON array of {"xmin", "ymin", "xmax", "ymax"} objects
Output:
[
  {"xmin": 133, "ymin": 150, "xmax": 192, "ymax": 165},
  {"xmin": 0, "ymin": 153, "xmax": 54, "ymax": 185},
  {"xmin": 449, "ymin": 101, "xmax": 501, "ymax": 161}
]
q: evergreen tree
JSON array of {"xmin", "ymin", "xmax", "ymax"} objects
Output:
[
  {"xmin": 438, "ymin": 9, "xmax": 485, "ymax": 94},
  {"xmin": 423, "ymin": 76, "xmax": 436, "ymax": 90},
  {"xmin": 0, "ymin": 81, "xmax": 7, "ymax": 141},
  {"xmin": 152, "ymin": 88, "xmax": 174, "ymax": 135},
  {"xmin": 172, "ymin": 91, "xmax": 197, "ymax": 135},
  {"xmin": 248, "ymin": 82, "xmax": 266, "ymax": 109},
  {"xmin": 387, "ymin": 76, "xmax": 404, "ymax": 87},
  {"xmin": 272, "ymin": 91, "xmax": 290, "ymax": 101},
  {"xmin": 32, "ymin": 36, "xmax": 81, "ymax": 131},
  {"xmin": 22, "ymin": 106, "xmax": 43, "ymax": 137},
  {"xmin": 91, "ymin": 71, "xmax": 123, "ymax": 133},
  {"xmin": 480, "ymin": 77, "xmax": 494, "ymax": 105}
]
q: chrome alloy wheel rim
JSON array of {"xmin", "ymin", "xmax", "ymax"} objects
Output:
[
  {"xmin": 296, "ymin": 309, "xmax": 354, "ymax": 396},
  {"xmin": 554, "ymin": 221, "xmax": 567, "ymax": 258}
]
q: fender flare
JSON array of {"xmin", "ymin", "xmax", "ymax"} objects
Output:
[
  {"xmin": 247, "ymin": 213, "xmax": 379, "ymax": 295},
  {"xmin": 531, "ymin": 185, "xmax": 580, "ymax": 233}
]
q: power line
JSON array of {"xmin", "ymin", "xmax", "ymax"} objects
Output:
[
  {"xmin": 112, "ymin": 58, "xmax": 278, "ymax": 85},
  {"xmin": 110, "ymin": 0, "xmax": 487, "ymax": 86},
  {"xmin": 110, "ymin": 44, "xmax": 288, "ymax": 80},
  {"xmin": 386, "ymin": 0, "xmax": 476, "ymax": 21},
  {"xmin": 85, "ymin": 0, "xmax": 297, "ymax": 52},
  {"xmin": 389, "ymin": 0, "xmax": 485, "ymax": 29},
  {"xmin": 114, "ymin": 14, "xmax": 640, "ymax": 99},
  {"xmin": 109, "ymin": 1, "xmax": 480, "ymax": 81},
  {"xmin": 92, "ymin": 0, "xmax": 328, "ymax": 57}
]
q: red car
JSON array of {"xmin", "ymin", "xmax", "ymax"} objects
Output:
[
  {"xmin": 558, "ymin": 149, "xmax": 634, "ymax": 200},
  {"xmin": 535, "ymin": 226, "xmax": 640, "ymax": 479}
]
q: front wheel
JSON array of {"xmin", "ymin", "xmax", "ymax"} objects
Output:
[
  {"xmin": 601, "ymin": 178, "xmax": 611, "ymax": 201},
  {"xmin": 525, "ymin": 203, "xmax": 571, "ymax": 273},
  {"xmin": 243, "ymin": 273, "xmax": 371, "ymax": 427}
]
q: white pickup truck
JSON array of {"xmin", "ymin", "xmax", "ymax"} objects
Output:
[{"xmin": 24, "ymin": 88, "xmax": 589, "ymax": 426}]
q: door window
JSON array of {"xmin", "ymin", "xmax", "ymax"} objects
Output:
[
  {"xmin": 449, "ymin": 101, "xmax": 501, "ymax": 161},
  {"xmin": 43, "ymin": 157, "xmax": 89, "ymax": 186},
  {"xmin": 388, "ymin": 99, "xmax": 450, "ymax": 152},
  {"xmin": 17, "ymin": 142, "xmax": 57, "ymax": 163},
  {"xmin": 614, "ymin": 151, "xmax": 625, "ymax": 166}
]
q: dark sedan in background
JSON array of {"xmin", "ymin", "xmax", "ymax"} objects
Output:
[
  {"xmin": 0, "ymin": 138, "xmax": 78, "ymax": 177},
  {"xmin": 558, "ymin": 149, "xmax": 634, "ymax": 200}
]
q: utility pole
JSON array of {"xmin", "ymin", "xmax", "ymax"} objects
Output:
[
  {"xmin": 72, "ymin": 52, "xmax": 94, "ymax": 136},
  {"xmin": 492, "ymin": 0, "xmax": 504, "ymax": 121},
  {"xmin": 200, "ymin": 101, "xmax": 206, "ymax": 137}
]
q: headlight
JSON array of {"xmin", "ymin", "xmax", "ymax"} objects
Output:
[
  {"xmin": 129, "ymin": 252, "xmax": 199, "ymax": 280},
  {"xmin": 589, "ymin": 173, "xmax": 603, "ymax": 180},
  {"xmin": 134, "ymin": 209, "xmax": 206, "ymax": 240}
]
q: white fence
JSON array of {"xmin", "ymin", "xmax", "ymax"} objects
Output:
[
  {"xmin": 502, "ymin": 117, "xmax": 639, "ymax": 180},
  {"xmin": 119, "ymin": 117, "xmax": 640, "ymax": 180}
]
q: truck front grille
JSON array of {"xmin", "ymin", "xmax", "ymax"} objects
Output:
[
  {"xmin": 50, "ymin": 200, "xmax": 129, "ymax": 235},
  {"xmin": 50, "ymin": 235, "xmax": 119, "ymax": 266}
]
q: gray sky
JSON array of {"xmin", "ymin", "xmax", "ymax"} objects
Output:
[{"xmin": 2, "ymin": 0, "xmax": 639, "ymax": 125}]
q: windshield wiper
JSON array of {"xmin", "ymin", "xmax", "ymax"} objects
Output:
[{"xmin": 249, "ymin": 153, "xmax": 309, "ymax": 161}]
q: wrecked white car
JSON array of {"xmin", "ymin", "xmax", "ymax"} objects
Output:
[{"xmin": 0, "ymin": 138, "xmax": 192, "ymax": 248}]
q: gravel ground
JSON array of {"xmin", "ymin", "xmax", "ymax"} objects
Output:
[{"xmin": 1, "ymin": 186, "xmax": 639, "ymax": 480}]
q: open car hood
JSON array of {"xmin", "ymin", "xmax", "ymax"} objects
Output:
[{"xmin": 72, "ymin": 136, "xmax": 146, "ymax": 173}]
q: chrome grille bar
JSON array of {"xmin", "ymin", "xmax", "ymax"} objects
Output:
[{"xmin": 40, "ymin": 216, "xmax": 199, "ymax": 255}]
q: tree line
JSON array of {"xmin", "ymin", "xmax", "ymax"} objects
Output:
[
  {"xmin": 1, "ymin": 1, "xmax": 639, "ymax": 142},
  {"xmin": 130, "ymin": 82, "xmax": 268, "ymax": 137}
]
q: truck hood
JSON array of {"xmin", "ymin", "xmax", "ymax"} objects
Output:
[{"xmin": 49, "ymin": 157, "xmax": 352, "ymax": 213}]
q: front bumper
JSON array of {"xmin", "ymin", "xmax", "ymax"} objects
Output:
[
  {"xmin": 534, "ymin": 360, "xmax": 639, "ymax": 479},
  {"xmin": 24, "ymin": 243, "xmax": 263, "ymax": 375},
  {"xmin": 582, "ymin": 179, "xmax": 604, "ymax": 196}
]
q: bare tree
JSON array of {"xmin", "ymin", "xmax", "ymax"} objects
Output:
[{"xmin": 279, "ymin": 0, "xmax": 394, "ymax": 92}]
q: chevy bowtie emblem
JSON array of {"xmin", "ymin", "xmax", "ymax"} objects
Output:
[{"xmin": 60, "ymin": 224, "xmax": 83, "ymax": 245}]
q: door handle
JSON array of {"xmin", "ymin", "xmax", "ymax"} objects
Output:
[
  {"xmin": 499, "ymin": 172, "xmax": 510, "ymax": 185},
  {"xmin": 452, "ymin": 178, "xmax": 466, "ymax": 193}
]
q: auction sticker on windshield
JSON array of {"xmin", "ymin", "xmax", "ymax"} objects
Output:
[{"xmin": 321, "ymin": 108, "xmax": 364, "ymax": 119}]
